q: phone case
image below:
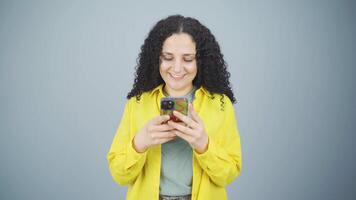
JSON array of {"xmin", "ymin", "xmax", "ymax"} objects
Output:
[{"xmin": 160, "ymin": 97, "xmax": 188, "ymax": 122}]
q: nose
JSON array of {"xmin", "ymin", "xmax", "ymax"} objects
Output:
[{"xmin": 172, "ymin": 59, "xmax": 182, "ymax": 73}]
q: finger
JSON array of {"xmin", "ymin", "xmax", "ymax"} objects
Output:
[
  {"xmin": 172, "ymin": 110, "xmax": 198, "ymax": 128},
  {"xmin": 167, "ymin": 120, "xmax": 195, "ymax": 136},
  {"xmin": 156, "ymin": 136, "xmax": 177, "ymax": 144},
  {"xmin": 151, "ymin": 131, "xmax": 176, "ymax": 139},
  {"xmin": 189, "ymin": 103, "xmax": 203, "ymax": 124},
  {"xmin": 151, "ymin": 124, "xmax": 175, "ymax": 132},
  {"xmin": 173, "ymin": 130, "xmax": 193, "ymax": 144},
  {"xmin": 153, "ymin": 115, "xmax": 170, "ymax": 125}
]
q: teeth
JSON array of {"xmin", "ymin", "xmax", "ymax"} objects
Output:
[{"xmin": 170, "ymin": 73, "xmax": 184, "ymax": 78}]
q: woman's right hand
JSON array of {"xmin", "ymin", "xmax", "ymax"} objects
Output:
[{"xmin": 133, "ymin": 115, "xmax": 176, "ymax": 153}]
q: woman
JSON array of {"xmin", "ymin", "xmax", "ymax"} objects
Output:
[{"xmin": 107, "ymin": 15, "xmax": 242, "ymax": 200}]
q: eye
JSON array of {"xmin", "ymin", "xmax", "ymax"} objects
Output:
[
  {"xmin": 161, "ymin": 56, "xmax": 173, "ymax": 61},
  {"xmin": 184, "ymin": 58, "xmax": 195, "ymax": 62}
]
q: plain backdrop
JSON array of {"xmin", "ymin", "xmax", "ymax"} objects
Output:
[{"xmin": 1, "ymin": 0, "xmax": 356, "ymax": 199}]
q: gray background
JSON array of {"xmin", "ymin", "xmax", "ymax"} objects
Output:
[{"xmin": 1, "ymin": 0, "xmax": 355, "ymax": 199}]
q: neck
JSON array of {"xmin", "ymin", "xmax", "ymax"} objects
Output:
[{"xmin": 163, "ymin": 85, "xmax": 194, "ymax": 97}]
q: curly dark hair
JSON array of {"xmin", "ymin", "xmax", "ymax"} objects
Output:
[{"xmin": 127, "ymin": 14, "xmax": 236, "ymax": 106}]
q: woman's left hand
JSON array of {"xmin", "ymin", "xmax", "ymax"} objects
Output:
[{"xmin": 167, "ymin": 103, "xmax": 209, "ymax": 154}]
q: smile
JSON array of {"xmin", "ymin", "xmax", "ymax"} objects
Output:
[{"xmin": 169, "ymin": 73, "xmax": 186, "ymax": 80}]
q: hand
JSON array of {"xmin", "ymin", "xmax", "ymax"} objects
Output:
[
  {"xmin": 167, "ymin": 103, "xmax": 209, "ymax": 154},
  {"xmin": 133, "ymin": 115, "xmax": 176, "ymax": 153}
]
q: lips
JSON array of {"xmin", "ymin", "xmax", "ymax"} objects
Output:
[{"xmin": 169, "ymin": 73, "xmax": 185, "ymax": 80}]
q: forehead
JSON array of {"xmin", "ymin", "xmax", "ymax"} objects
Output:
[{"xmin": 162, "ymin": 33, "xmax": 196, "ymax": 54}]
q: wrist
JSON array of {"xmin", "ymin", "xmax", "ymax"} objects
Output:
[
  {"xmin": 133, "ymin": 134, "xmax": 147, "ymax": 153},
  {"xmin": 195, "ymin": 136, "xmax": 209, "ymax": 154}
]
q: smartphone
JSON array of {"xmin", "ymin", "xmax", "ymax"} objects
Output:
[{"xmin": 160, "ymin": 97, "xmax": 188, "ymax": 122}]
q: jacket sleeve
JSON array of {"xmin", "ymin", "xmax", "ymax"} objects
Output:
[
  {"xmin": 193, "ymin": 98, "xmax": 242, "ymax": 187},
  {"xmin": 107, "ymin": 100, "xmax": 147, "ymax": 185}
]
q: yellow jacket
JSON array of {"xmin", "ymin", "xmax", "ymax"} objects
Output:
[{"xmin": 107, "ymin": 84, "xmax": 242, "ymax": 200}]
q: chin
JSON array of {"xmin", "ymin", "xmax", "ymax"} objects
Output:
[
  {"xmin": 167, "ymin": 83, "xmax": 184, "ymax": 90},
  {"xmin": 168, "ymin": 82, "xmax": 192, "ymax": 91}
]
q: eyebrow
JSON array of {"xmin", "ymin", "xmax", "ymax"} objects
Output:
[{"xmin": 161, "ymin": 52, "xmax": 196, "ymax": 56}]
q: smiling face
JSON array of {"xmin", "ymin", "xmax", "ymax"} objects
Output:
[{"xmin": 159, "ymin": 33, "xmax": 197, "ymax": 97}]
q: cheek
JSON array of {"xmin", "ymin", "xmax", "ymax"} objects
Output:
[
  {"xmin": 185, "ymin": 63, "xmax": 198, "ymax": 75},
  {"xmin": 159, "ymin": 63, "xmax": 169, "ymax": 73},
  {"xmin": 160, "ymin": 60, "xmax": 172, "ymax": 71}
]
